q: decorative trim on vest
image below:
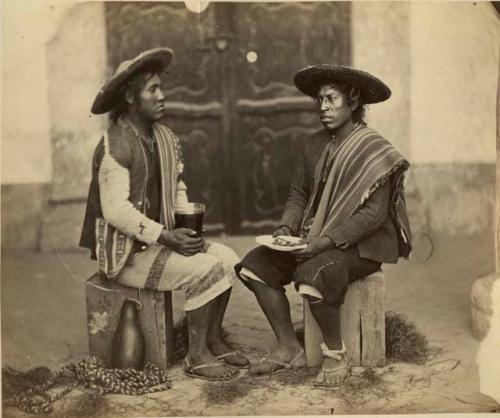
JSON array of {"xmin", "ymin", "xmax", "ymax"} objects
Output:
[{"xmin": 95, "ymin": 217, "xmax": 134, "ymax": 278}]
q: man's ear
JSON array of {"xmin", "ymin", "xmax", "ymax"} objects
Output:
[{"xmin": 125, "ymin": 89, "xmax": 135, "ymax": 105}]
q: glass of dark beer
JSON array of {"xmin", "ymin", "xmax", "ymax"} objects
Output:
[{"xmin": 174, "ymin": 203, "xmax": 205, "ymax": 237}]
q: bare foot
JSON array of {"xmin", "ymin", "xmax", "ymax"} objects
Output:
[
  {"xmin": 314, "ymin": 356, "xmax": 350, "ymax": 386},
  {"xmin": 249, "ymin": 344, "xmax": 305, "ymax": 376},
  {"xmin": 185, "ymin": 352, "xmax": 239, "ymax": 380},
  {"xmin": 209, "ymin": 339, "xmax": 249, "ymax": 368}
]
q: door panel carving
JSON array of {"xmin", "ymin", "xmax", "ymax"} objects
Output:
[
  {"xmin": 236, "ymin": 113, "xmax": 319, "ymax": 230},
  {"xmin": 106, "ymin": 2, "xmax": 218, "ymax": 102},
  {"xmin": 163, "ymin": 118, "xmax": 227, "ymax": 231},
  {"xmin": 234, "ymin": 2, "xmax": 350, "ymax": 99}
]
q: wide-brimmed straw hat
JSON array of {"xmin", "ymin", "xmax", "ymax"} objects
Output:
[
  {"xmin": 293, "ymin": 64, "xmax": 391, "ymax": 104},
  {"xmin": 91, "ymin": 47, "xmax": 173, "ymax": 115}
]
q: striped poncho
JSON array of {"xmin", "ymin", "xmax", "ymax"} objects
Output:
[{"xmin": 304, "ymin": 125, "xmax": 412, "ymax": 258}]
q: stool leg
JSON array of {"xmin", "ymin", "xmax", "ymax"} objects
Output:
[{"xmin": 360, "ymin": 274, "xmax": 385, "ymax": 367}]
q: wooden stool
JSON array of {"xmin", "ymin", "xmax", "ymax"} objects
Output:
[
  {"xmin": 304, "ymin": 270, "xmax": 385, "ymax": 367},
  {"xmin": 85, "ymin": 274, "xmax": 175, "ymax": 369}
]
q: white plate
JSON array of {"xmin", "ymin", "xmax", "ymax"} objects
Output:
[{"xmin": 255, "ymin": 235, "xmax": 307, "ymax": 252}]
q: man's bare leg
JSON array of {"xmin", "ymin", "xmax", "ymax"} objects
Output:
[
  {"xmin": 206, "ymin": 288, "xmax": 249, "ymax": 367},
  {"xmin": 246, "ymin": 280, "xmax": 305, "ymax": 375},
  {"xmin": 206, "ymin": 288, "xmax": 231, "ymax": 349},
  {"xmin": 308, "ymin": 297, "xmax": 350, "ymax": 385},
  {"xmin": 186, "ymin": 297, "xmax": 238, "ymax": 379}
]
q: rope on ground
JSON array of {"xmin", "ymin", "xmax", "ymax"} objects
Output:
[{"xmin": 5, "ymin": 356, "xmax": 172, "ymax": 415}]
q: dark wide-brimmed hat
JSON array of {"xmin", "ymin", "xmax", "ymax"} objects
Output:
[
  {"xmin": 91, "ymin": 47, "xmax": 173, "ymax": 115},
  {"xmin": 293, "ymin": 64, "xmax": 391, "ymax": 104}
]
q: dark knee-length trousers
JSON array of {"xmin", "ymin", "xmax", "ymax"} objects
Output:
[{"xmin": 235, "ymin": 245, "xmax": 381, "ymax": 307}]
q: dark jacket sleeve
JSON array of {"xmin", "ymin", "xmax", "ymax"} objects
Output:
[
  {"xmin": 324, "ymin": 181, "xmax": 391, "ymax": 246},
  {"xmin": 279, "ymin": 144, "xmax": 310, "ymax": 234}
]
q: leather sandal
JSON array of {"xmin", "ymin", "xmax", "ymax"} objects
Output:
[
  {"xmin": 249, "ymin": 348, "xmax": 305, "ymax": 376},
  {"xmin": 184, "ymin": 358, "xmax": 239, "ymax": 381},
  {"xmin": 216, "ymin": 351, "xmax": 250, "ymax": 369},
  {"xmin": 313, "ymin": 342, "xmax": 351, "ymax": 387}
]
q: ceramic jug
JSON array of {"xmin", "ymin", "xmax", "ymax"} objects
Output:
[{"xmin": 111, "ymin": 298, "xmax": 145, "ymax": 370}]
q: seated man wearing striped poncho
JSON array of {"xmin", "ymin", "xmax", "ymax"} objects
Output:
[
  {"xmin": 80, "ymin": 48, "xmax": 249, "ymax": 381},
  {"xmin": 236, "ymin": 65, "xmax": 412, "ymax": 386}
]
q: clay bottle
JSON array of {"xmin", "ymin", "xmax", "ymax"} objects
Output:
[{"xmin": 111, "ymin": 298, "xmax": 145, "ymax": 370}]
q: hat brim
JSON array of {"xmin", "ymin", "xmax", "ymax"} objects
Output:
[
  {"xmin": 293, "ymin": 65, "xmax": 391, "ymax": 104},
  {"xmin": 91, "ymin": 48, "xmax": 173, "ymax": 115}
]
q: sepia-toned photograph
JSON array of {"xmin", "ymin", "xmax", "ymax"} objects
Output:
[{"xmin": 1, "ymin": 0, "xmax": 499, "ymax": 416}]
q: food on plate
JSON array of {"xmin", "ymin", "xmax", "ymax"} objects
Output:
[{"xmin": 272, "ymin": 236, "xmax": 304, "ymax": 247}]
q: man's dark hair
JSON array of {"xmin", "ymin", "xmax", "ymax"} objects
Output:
[
  {"xmin": 110, "ymin": 61, "xmax": 165, "ymax": 123},
  {"xmin": 333, "ymin": 82, "xmax": 366, "ymax": 124}
]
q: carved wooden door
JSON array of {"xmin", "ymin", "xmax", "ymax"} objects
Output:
[{"xmin": 106, "ymin": 2, "xmax": 350, "ymax": 234}]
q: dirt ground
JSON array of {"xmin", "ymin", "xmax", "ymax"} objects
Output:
[{"xmin": 1, "ymin": 232, "xmax": 496, "ymax": 416}]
